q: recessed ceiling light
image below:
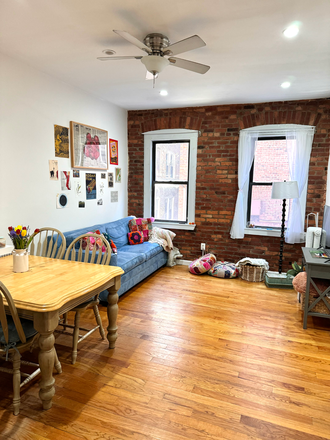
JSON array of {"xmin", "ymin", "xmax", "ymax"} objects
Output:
[
  {"xmin": 102, "ymin": 49, "xmax": 116, "ymax": 55},
  {"xmin": 283, "ymin": 25, "xmax": 299, "ymax": 38},
  {"xmin": 281, "ymin": 81, "xmax": 291, "ymax": 89},
  {"xmin": 160, "ymin": 90, "xmax": 168, "ymax": 96}
]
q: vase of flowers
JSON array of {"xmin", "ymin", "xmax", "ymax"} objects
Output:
[{"xmin": 8, "ymin": 225, "xmax": 40, "ymax": 273}]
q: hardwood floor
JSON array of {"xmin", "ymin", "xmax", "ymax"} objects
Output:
[{"xmin": 1, "ymin": 265, "xmax": 330, "ymax": 439}]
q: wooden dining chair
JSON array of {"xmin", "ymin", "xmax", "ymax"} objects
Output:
[
  {"xmin": 29, "ymin": 227, "xmax": 66, "ymax": 259},
  {"xmin": 58, "ymin": 233, "xmax": 112, "ymax": 364},
  {"xmin": 0, "ymin": 281, "xmax": 62, "ymax": 415}
]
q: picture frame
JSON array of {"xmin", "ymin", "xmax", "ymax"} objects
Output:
[
  {"xmin": 70, "ymin": 121, "xmax": 108, "ymax": 170},
  {"xmin": 115, "ymin": 167, "xmax": 121, "ymax": 183},
  {"xmin": 109, "ymin": 138, "xmax": 118, "ymax": 165}
]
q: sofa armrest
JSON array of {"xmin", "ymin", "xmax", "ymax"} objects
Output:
[{"xmin": 109, "ymin": 253, "xmax": 118, "ymax": 266}]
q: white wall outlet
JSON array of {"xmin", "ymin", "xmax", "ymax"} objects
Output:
[{"xmin": 201, "ymin": 243, "xmax": 206, "ymax": 250}]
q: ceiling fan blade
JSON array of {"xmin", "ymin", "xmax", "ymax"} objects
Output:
[
  {"xmin": 168, "ymin": 57, "xmax": 210, "ymax": 74},
  {"xmin": 97, "ymin": 56, "xmax": 143, "ymax": 61},
  {"xmin": 166, "ymin": 35, "xmax": 205, "ymax": 56},
  {"xmin": 113, "ymin": 30, "xmax": 152, "ymax": 54}
]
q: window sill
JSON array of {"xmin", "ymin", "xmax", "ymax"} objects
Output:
[
  {"xmin": 244, "ymin": 228, "xmax": 281, "ymax": 237},
  {"xmin": 154, "ymin": 221, "xmax": 196, "ymax": 231}
]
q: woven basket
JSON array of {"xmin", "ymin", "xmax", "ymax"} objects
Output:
[
  {"xmin": 241, "ymin": 265, "xmax": 265, "ymax": 282},
  {"xmin": 300, "ymin": 292, "xmax": 330, "ymax": 315}
]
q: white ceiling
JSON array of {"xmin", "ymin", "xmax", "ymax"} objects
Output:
[{"xmin": 1, "ymin": 0, "xmax": 329, "ymax": 110}]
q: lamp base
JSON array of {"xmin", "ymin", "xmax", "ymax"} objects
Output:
[{"xmin": 264, "ymin": 271, "xmax": 294, "ymax": 289}]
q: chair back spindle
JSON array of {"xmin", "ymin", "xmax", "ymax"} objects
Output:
[
  {"xmin": 0, "ymin": 282, "xmax": 26, "ymax": 345},
  {"xmin": 64, "ymin": 233, "xmax": 111, "ymax": 265},
  {"xmin": 29, "ymin": 228, "xmax": 66, "ymax": 260}
]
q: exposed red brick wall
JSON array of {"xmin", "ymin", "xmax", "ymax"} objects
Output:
[{"xmin": 128, "ymin": 99, "xmax": 330, "ymax": 271}]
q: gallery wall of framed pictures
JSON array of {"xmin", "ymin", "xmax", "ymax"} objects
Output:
[{"xmin": 50, "ymin": 122, "xmax": 122, "ymax": 210}]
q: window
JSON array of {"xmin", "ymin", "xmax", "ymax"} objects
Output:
[
  {"xmin": 144, "ymin": 129, "xmax": 198, "ymax": 230},
  {"xmin": 152, "ymin": 141, "xmax": 189, "ymax": 223},
  {"xmin": 247, "ymin": 137, "xmax": 294, "ymax": 229}
]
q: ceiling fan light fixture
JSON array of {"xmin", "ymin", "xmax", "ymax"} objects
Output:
[
  {"xmin": 141, "ymin": 55, "xmax": 169, "ymax": 75},
  {"xmin": 283, "ymin": 24, "xmax": 299, "ymax": 38}
]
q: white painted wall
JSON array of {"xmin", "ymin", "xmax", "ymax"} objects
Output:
[{"xmin": 0, "ymin": 53, "xmax": 127, "ymax": 244}]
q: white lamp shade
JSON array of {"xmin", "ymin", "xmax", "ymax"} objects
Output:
[
  {"xmin": 141, "ymin": 55, "xmax": 169, "ymax": 74},
  {"xmin": 271, "ymin": 181, "xmax": 299, "ymax": 199}
]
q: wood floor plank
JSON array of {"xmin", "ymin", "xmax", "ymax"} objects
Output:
[{"xmin": 1, "ymin": 265, "xmax": 330, "ymax": 439}]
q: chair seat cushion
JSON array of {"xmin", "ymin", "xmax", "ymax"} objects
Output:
[
  {"xmin": 0, "ymin": 316, "xmax": 37, "ymax": 345},
  {"xmin": 208, "ymin": 261, "xmax": 239, "ymax": 278},
  {"xmin": 189, "ymin": 253, "xmax": 216, "ymax": 275}
]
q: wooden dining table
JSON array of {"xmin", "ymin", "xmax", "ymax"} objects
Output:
[{"xmin": 0, "ymin": 255, "xmax": 124, "ymax": 410}]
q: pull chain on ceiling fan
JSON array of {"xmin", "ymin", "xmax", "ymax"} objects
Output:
[{"xmin": 98, "ymin": 30, "xmax": 210, "ymax": 86}]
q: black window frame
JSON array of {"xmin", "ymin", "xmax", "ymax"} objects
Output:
[
  {"xmin": 247, "ymin": 136, "xmax": 286, "ymax": 228},
  {"xmin": 152, "ymin": 139, "xmax": 190, "ymax": 224}
]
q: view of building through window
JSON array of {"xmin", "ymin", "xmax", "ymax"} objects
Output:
[
  {"xmin": 249, "ymin": 138, "xmax": 294, "ymax": 228},
  {"xmin": 153, "ymin": 142, "xmax": 189, "ymax": 222}
]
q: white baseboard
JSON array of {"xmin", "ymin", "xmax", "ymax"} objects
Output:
[{"xmin": 176, "ymin": 259, "xmax": 192, "ymax": 266}]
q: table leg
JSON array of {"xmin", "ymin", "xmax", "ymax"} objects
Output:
[
  {"xmin": 107, "ymin": 276, "xmax": 121, "ymax": 348},
  {"xmin": 33, "ymin": 312, "xmax": 58, "ymax": 410},
  {"xmin": 303, "ymin": 264, "xmax": 311, "ymax": 329}
]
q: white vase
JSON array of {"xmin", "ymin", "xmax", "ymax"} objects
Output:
[{"xmin": 12, "ymin": 249, "xmax": 29, "ymax": 273}]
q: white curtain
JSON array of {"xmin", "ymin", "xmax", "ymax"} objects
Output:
[
  {"xmin": 230, "ymin": 131, "xmax": 258, "ymax": 239},
  {"xmin": 285, "ymin": 130, "xmax": 314, "ymax": 243}
]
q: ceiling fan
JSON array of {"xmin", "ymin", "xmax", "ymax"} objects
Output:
[{"xmin": 98, "ymin": 30, "xmax": 210, "ymax": 85}]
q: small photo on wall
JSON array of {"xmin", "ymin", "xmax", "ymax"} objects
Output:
[
  {"xmin": 78, "ymin": 201, "xmax": 85, "ymax": 208},
  {"xmin": 61, "ymin": 171, "xmax": 71, "ymax": 191},
  {"xmin": 109, "ymin": 139, "xmax": 118, "ymax": 165},
  {"xmin": 111, "ymin": 191, "xmax": 118, "ymax": 203},
  {"xmin": 73, "ymin": 169, "xmax": 80, "ymax": 178},
  {"xmin": 108, "ymin": 172, "xmax": 114, "ymax": 188},
  {"xmin": 54, "ymin": 125, "xmax": 69, "ymax": 158},
  {"xmin": 49, "ymin": 160, "xmax": 59, "ymax": 180},
  {"xmin": 101, "ymin": 173, "xmax": 106, "ymax": 179},
  {"xmin": 115, "ymin": 168, "xmax": 121, "ymax": 183}
]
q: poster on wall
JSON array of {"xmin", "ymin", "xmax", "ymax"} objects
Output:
[
  {"xmin": 111, "ymin": 191, "xmax": 118, "ymax": 203},
  {"xmin": 75, "ymin": 180, "xmax": 82, "ymax": 197},
  {"xmin": 109, "ymin": 139, "xmax": 118, "ymax": 165},
  {"xmin": 54, "ymin": 125, "xmax": 69, "ymax": 158},
  {"xmin": 99, "ymin": 181, "xmax": 105, "ymax": 196},
  {"xmin": 49, "ymin": 160, "xmax": 59, "ymax": 180},
  {"xmin": 61, "ymin": 171, "xmax": 71, "ymax": 191},
  {"xmin": 108, "ymin": 172, "xmax": 114, "ymax": 188},
  {"xmin": 115, "ymin": 168, "xmax": 121, "ymax": 183},
  {"xmin": 70, "ymin": 121, "xmax": 108, "ymax": 170},
  {"xmin": 86, "ymin": 173, "xmax": 96, "ymax": 199}
]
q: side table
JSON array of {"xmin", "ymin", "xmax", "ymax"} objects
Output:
[{"xmin": 302, "ymin": 247, "xmax": 330, "ymax": 329}]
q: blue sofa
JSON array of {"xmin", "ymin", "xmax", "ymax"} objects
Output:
[{"xmin": 62, "ymin": 216, "xmax": 167, "ymax": 301}]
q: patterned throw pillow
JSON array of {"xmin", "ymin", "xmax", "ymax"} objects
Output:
[
  {"xmin": 208, "ymin": 261, "xmax": 239, "ymax": 279},
  {"xmin": 189, "ymin": 253, "xmax": 216, "ymax": 275},
  {"xmin": 81, "ymin": 231, "xmax": 106, "ymax": 252},
  {"xmin": 102, "ymin": 232, "xmax": 118, "ymax": 254},
  {"xmin": 128, "ymin": 217, "xmax": 154, "ymax": 242},
  {"xmin": 128, "ymin": 231, "xmax": 144, "ymax": 245}
]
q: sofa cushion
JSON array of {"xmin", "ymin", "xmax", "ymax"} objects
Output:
[
  {"xmin": 208, "ymin": 261, "xmax": 239, "ymax": 278},
  {"xmin": 116, "ymin": 252, "xmax": 146, "ymax": 273},
  {"xmin": 120, "ymin": 242, "xmax": 163, "ymax": 260},
  {"xmin": 128, "ymin": 231, "xmax": 144, "ymax": 245},
  {"xmin": 105, "ymin": 217, "xmax": 135, "ymax": 249},
  {"xmin": 189, "ymin": 253, "xmax": 216, "ymax": 275}
]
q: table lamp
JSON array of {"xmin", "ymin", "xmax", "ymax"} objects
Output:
[{"xmin": 271, "ymin": 180, "xmax": 299, "ymax": 274}]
